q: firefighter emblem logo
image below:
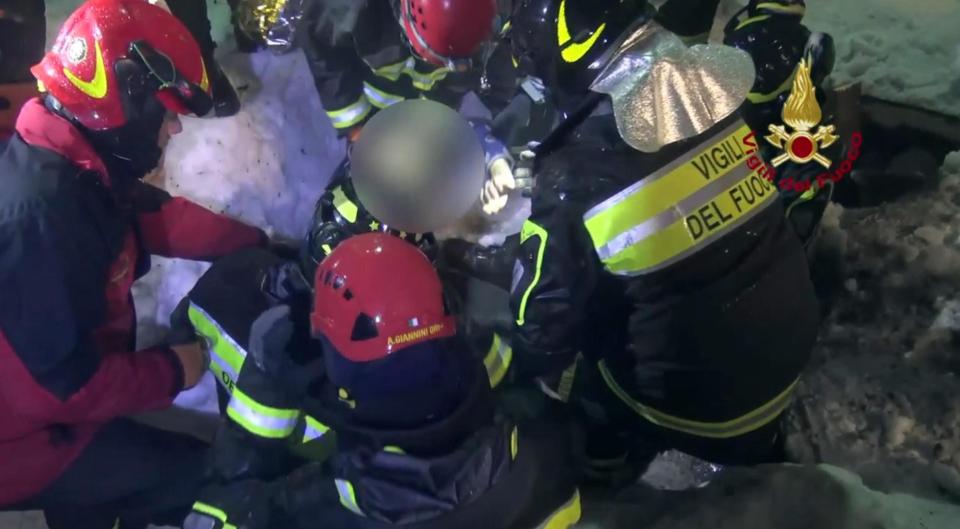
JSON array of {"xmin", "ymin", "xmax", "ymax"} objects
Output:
[
  {"xmin": 765, "ymin": 56, "xmax": 838, "ymax": 169},
  {"xmin": 66, "ymin": 37, "xmax": 88, "ymax": 64}
]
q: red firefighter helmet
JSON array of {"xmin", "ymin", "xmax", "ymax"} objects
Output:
[
  {"xmin": 310, "ymin": 233, "xmax": 456, "ymax": 362},
  {"xmin": 31, "ymin": 0, "xmax": 213, "ymax": 131},
  {"xmin": 399, "ymin": 0, "xmax": 497, "ymax": 70}
]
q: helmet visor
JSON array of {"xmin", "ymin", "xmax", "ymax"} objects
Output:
[{"xmin": 129, "ymin": 40, "xmax": 213, "ymax": 117}]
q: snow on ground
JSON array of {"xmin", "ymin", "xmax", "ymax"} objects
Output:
[
  {"xmin": 716, "ymin": 0, "xmax": 960, "ymax": 117},
  {"xmin": 783, "ymin": 153, "xmax": 960, "ymax": 502},
  {"xmin": 805, "ymin": 0, "xmax": 960, "ymax": 118}
]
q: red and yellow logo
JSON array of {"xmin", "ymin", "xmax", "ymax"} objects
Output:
[{"xmin": 765, "ymin": 56, "xmax": 838, "ymax": 169}]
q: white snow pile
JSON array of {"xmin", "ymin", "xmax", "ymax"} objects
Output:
[{"xmin": 804, "ymin": 0, "xmax": 960, "ymax": 117}]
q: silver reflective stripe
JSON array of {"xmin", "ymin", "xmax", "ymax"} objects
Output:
[
  {"xmin": 595, "ymin": 161, "xmax": 754, "ymax": 262},
  {"xmin": 362, "ymin": 82, "xmax": 405, "ymax": 109},
  {"xmin": 584, "ymin": 120, "xmax": 746, "ymax": 223},
  {"xmin": 227, "ymin": 394, "xmax": 298, "ymax": 437},
  {"xmin": 303, "ymin": 416, "xmax": 330, "ymax": 443},
  {"xmin": 335, "ymin": 479, "xmax": 364, "ymax": 516},
  {"xmin": 327, "ymin": 96, "xmax": 372, "ymax": 128}
]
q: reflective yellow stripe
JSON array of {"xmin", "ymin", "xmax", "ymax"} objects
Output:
[
  {"xmin": 192, "ymin": 502, "xmax": 238, "ymax": 529},
  {"xmin": 756, "ymin": 2, "xmax": 806, "ymax": 15},
  {"xmin": 384, "ymin": 445, "xmax": 405, "ymax": 454},
  {"xmin": 331, "ymin": 185, "xmax": 359, "ymax": 223},
  {"xmin": 322, "ymin": 244, "xmax": 333, "ymax": 255},
  {"xmin": 335, "ymin": 479, "xmax": 364, "ymax": 516},
  {"xmin": 483, "ymin": 333, "xmax": 513, "ymax": 388},
  {"xmin": 510, "ymin": 426, "xmax": 519, "ymax": 460},
  {"xmin": 227, "ymin": 388, "xmax": 299, "ymax": 439},
  {"xmin": 373, "ymin": 58, "xmax": 409, "ymax": 81},
  {"xmin": 363, "ymin": 82, "xmax": 406, "ymax": 109},
  {"xmin": 188, "ymin": 303, "xmax": 246, "ymax": 391},
  {"xmin": 515, "ymin": 220, "xmax": 549, "ymax": 326},
  {"xmin": 303, "ymin": 415, "xmax": 330, "ymax": 443},
  {"xmin": 746, "ymin": 66, "xmax": 797, "ymax": 104},
  {"xmin": 598, "ymin": 360, "xmax": 799, "ymax": 438},
  {"xmin": 585, "ymin": 123, "xmax": 752, "ymax": 241},
  {"xmin": 536, "ymin": 490, "xmax": 582, "ymax": 529},
  {"xmin": 584, "ymin": 122, "xmax": 777, "ymax": 276},
  {"xmin": 326, "ymin": 95, "xmax": 372, "ymax": 129},
  {"xmin": 372, "ymin": 57, "xmax": 450, "ymax": 90},
  {"xmin": 734, "ymin": 14, "xmax": 771, "ymax": 31}
]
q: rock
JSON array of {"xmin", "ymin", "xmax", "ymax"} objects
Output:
[
  {"xmin": 883, "ymin": 414, "xmax": 915, "ymax": 448},
  {"xmin": 914, "ymin": 225, "xmax": 947, "ymax": 245}
]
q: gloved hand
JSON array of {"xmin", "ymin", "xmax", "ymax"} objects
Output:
[
  {"xmin": 168, "ymin": 296, "xmax": 197, "ymax": 346},
  {"xmin": 481, "ymin": 158, "xmax": 517, "ymax": 215},
  {"xmin": 513, "ymin": 142, "xmax": 539, "ymax": 198},
  {"xmin": 248, "ymin": 305, "xmax": 326, "ymax": 399},
  {"xmin": 184, "ymin": 481, "xmax": 276, "ymax": 529},
  {"xmin": 267, "ymin": 236, "xmax": 302, "ymax": 261},
  {"xmin": 470, "ymin": 119, "xmax": 516, "ymax": 216}
]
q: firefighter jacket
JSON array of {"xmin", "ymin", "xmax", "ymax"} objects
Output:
[
  {"xmin": 303, "ymin": 160, "xmax": 438, "ymax": 278},
  {"xmin": 300, "ymin": 160, "xmax": 516, "ymax": 390},
  {"xmin": 509, "ymin": 105, "xmax": 820, "ymax": 441},
  {"xmin": 301, "ymin": 0, "xmax": 517, "ymax": 136},
  {"xmin": 184, "ymin": 246, "xmax": 514, "ymax": 445},
  {"xmin": 186, "ymin": 355, "xmax": 581, "ymax": 529},
  {"xmin": 0, "ymin": 100, "xmax": 267, "ymax": 505},
  {"xmin": 181, "ymin": 248, "xmax": 577, "ymax": 529}
]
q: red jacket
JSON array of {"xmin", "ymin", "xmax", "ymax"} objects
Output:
[{"xmin": 0, "ymin": 99, "xmax": 267, "ymax": 505}]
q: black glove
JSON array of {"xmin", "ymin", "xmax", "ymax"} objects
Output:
[
  {"xmin": 168, "ymin": 296, "xmax": 198, "ymax": 346},
  {"xmin": 248, "ymin": 305, "xmax": 326, "ymax": 400},
  {"xmin": 267, "ymin": 236, "xmax": 303, "ymax": 261},
  {"xmin": 184, "ymin": 481, "xmax": 276, "ymax": 529}
]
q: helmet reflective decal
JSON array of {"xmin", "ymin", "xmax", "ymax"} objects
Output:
[
  {"xmin": 556, "ymin": 0, "xmax": 606, "ymax": 63},
  {"xmin": 63, "ymin": 39, "xmax": 108, "ymax": 99}
]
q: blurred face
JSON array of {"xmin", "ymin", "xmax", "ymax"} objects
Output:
[{"xmin": 158, "ymin": 112, "xmax": 182, "ymax": 150}]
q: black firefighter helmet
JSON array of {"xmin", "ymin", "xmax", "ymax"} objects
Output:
[{"xmin": 509, "ymin": 0, "xmax": 655, "ymax": 114}]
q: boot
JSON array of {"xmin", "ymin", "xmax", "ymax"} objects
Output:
[{"xmin": 208, "ymin": 59, "xmax": 242, "ymax": 118}]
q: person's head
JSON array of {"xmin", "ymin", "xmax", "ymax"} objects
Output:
[
  {"xmin": 310, "ymin": 233, "xmax": 468, "ymax": 428},
  {"xmin": 398, "ymin": 0, "xmax": 498, "ymax": 71},
  {"xmin": 32, "ymin": 0, "xmax": 213, "ymax": 180},
  {"xmin": 509, "ymin": 0, "xmax": 655, "ymax": 114}
]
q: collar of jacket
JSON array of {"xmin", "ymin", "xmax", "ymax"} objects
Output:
[
  {"xmin": 334, "ymin": 358, "xmax": 496, "ymax": 456},
  {"xmin": 15, "ymin": 98, "xmax": 111, "ymax": 186}
]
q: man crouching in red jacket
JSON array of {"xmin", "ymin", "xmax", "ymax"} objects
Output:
[{"xmin": 0, "ymin": 1, "xmax": 270, "ymax": 527}]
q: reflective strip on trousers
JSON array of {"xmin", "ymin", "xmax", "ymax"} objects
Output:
[
  {"xmin": 331, "ymin": 185, "xmax": 359, "ymax": 223},
  {"xmin": 484, "ymin": 333, "xmax": 513, "ymax": 388},
  {"xmin": 363, "ymin": 82, "xmax": 405, "ymax": 109},
  {"xmin": 187, "ymin": 303, "xmax": 247, "ymax": 391},
  {"xmin": 598, "ymin": 359, "xmax": 799, "ymax": 439},
  {"xmin": 190, "ymin": 502, "xmax": 236, "ymax": 529},
  {"xmin": 335, "ymin": 479, "xmax": 365, "ymax": 516},
  {"xmin": 584, "ymin": 122, "xmax": 777, "ymax": 276},
  {"xmin": 326, "ymin": 95, "xmax": 372, "ymax": 129},
  {"xmin": 226, "ymin": 388, "xmax": 299, "ymax": 439},
  {"xmin": 303, "ymin": 414, "xmax": 331, "ymax": 443},
  {"xmin": 534, "ymin": 489, "xmax": 582, "ymax": 529}
]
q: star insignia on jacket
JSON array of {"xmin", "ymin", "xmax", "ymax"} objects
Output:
[
  {"xmin": 369, "ymin": 220, "xmax": 380, "ymax": 231},
  {"xmin": 765, "ymin": 56, "xmax": 838, "ymax": 169}
]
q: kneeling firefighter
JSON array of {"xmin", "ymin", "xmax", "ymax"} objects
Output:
[
  {"xmin": 181, "ymin": 234, "xmax": 582, "ymax": 529},
  {"xmin": 506, "ymin": 0, "xmax": 821, "ymax": 479}
]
